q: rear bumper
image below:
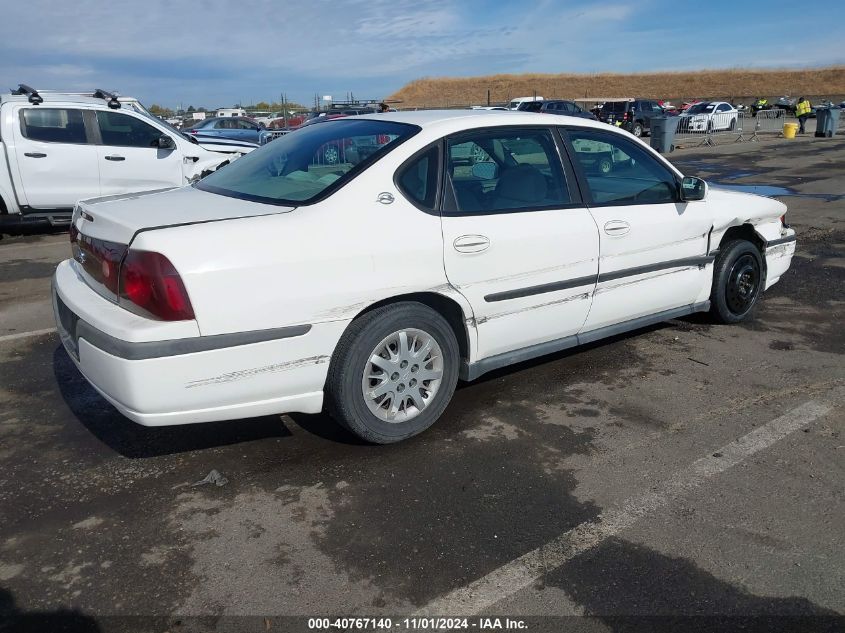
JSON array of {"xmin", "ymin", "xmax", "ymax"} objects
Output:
[{"xmin": 52, "ymin": 262, "xmax": 336, "ymax": 426}]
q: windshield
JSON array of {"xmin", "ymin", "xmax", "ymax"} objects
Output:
[
  {"xmin": 137, "ymin": 108, "xmax": 197, "ymax": 143},
  {"xmin": 686, "ymin": 103, "xmax": 715, "ymax": 114},
  {"xmin": 196, "ymin": 119, "xmax": 419, "ymax": 205}
]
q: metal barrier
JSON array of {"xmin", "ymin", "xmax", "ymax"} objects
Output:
[
  {"xmin": 673, "ymin": 109, "xmax": 745, "ymax": 146},
  {"xmin": 261, "ymin": 129, "xmax": 291, "ymax": 144},
  {"xmin": 748, "ymin": 108, "xmax": 788, "ymax": 140}
]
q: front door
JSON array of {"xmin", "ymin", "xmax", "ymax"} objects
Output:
[
  {"xmin": 13, "ymin": 107, "xmax": 100, "ymax": 208},
  {"xmin": 564, "ymin": 127, "xmax": 713, "ymax": 333},
  {"xmin": 440, "ymin": 127, "xmax": 599, "ymax": 360},
  {"xmin": 94, "ymin": 110, "xmax": 184, "ymax": 196}
]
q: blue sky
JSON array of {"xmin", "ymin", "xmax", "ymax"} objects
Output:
[{"xmin": 1, "ymin": 0, "xmax": 842, "ymax": 110}]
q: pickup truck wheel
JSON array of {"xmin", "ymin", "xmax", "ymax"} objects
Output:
[
  {"xmin": 710, "ymin": 239, "xmax": 764, "ymax": 323},
  {"xmin": 325, "ymin": 302, "xmax": 459, "ymax": 444},
  {"xmin": 632, "ymin": 122, "xmax": 644, "ymax": 137}
]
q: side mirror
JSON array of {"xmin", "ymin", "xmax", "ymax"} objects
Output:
[
  {"xmin": 681, "ymin": 176, "xmax": 707, "ymax": 201},
  {"xmin": 471, "ymin": 161, "xmax": 498, "ymax": 180},
  {"xmin": 158, "ymin": 135, "xmax": 176, "ymax": 150}
]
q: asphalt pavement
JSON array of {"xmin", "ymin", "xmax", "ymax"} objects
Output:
[{"xmin": 0, "ymin": 134, "xmax": 843, "ymax": 633}]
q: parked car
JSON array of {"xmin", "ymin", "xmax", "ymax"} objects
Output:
[
  {"xmin": 773, "ymin": 96, "xmax": 797, "ymax": 115},
  {"xmin": 507, "ymin": 96, "xmax": 544, "ymax": 110},
  {"xmin": 597, "ymin": 99, "xmax": 664, "ymax": 137},
  {"xmin": 185, "ymin": 117, "xmax": 272, "ymax": 145},
  {"xmin": 537, "ymin": 100, "xmax": 597, "ymax": 120},
  {"xmin": 54, "ymin": 110, "xmax": 795, "ymax": 443},
  {"xmin": 0, "ymin": 85, "xmax": 242, "ymax": 235},
  {"xmin": 678, "ymin": 101, "xmax": 739, "ymax": 133},
  {"xmin": 516, "ymin": 101, "xmax": 544, "ymax": 113}
]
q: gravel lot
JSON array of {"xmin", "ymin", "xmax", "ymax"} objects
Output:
[{"xmin": 1, "ymin": 135, "xmax": 843, "ymax": 632}]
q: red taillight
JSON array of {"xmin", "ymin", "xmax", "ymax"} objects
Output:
[
  {"xmin": 75, "ymin": 234, "xmax": 126, "ymax": 294},
  {"xmin": 119, "ymin": 251, "xmax": 195, "ymax": 321}
]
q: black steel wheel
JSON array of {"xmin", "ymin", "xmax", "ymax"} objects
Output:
[{"xmin": 710, "ymin": 239, "xmax": 764, "ymax": 323}]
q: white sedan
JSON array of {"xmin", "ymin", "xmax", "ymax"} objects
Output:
[
  {"xmin": 678, "ymin": 101, "xmax": 739, "ymax": 133},
  {"xmin": 53, "ymin": 111, "xmax": 795, "ymax": 443}
]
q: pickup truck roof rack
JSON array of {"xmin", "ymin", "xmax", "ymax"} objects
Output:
[
  {"xmin": 11, "ymin": 84, "xmax": 43, "ymax": 104},
  {"xmin": 92, "ymin": 89, "xmax": 122, "ymax": 109}
]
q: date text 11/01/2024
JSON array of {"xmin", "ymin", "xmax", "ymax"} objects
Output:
[{"xmin": 307, "ymin": 617, "xmax": 529, "ymax": 630}]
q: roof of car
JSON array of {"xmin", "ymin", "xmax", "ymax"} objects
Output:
[
  {"xmin": 2, "ymin": 92, "xmax": 106, "ymax": 106},
  {"xmin": 1, "ymin": 90, "xmax": 141, "ymax": 109},
  {"xmin": 353, "ymin": 109, "xmax": 608, "ymax": 132}
]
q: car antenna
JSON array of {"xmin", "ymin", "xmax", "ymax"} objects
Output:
[
  {"xmin": 12, "ymin": 84, "xmax": 43, "ymax": 105},
  {"xmin": 93, "ymin": 89, "xmax": 122, "ymax": 109}
]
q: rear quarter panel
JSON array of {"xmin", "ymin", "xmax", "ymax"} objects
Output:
[{"xmin": 130, "ymin": 155, "xmax": 455, "ymax": 339}]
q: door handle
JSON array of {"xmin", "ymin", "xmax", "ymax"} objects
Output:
[
  {"xmin": 24, "ymin": 152, "xmax": 46, "ymax": 158},
  {"xmin": 104, "ymin": 155, "xmax": 126, "ymax": 161},
  {"xmin": 453, "ymin": 235, "xmax": 490, "ymax": 253},
  {"xmin": 603, "ymin": 220, "xmax": 631, "ymax": 236}
]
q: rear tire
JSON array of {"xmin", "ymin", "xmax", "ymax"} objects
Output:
[
  {"xmin": 325, "ymin": 302, "xmax": 460, "ymax": 444},
  {"xmin": 709, "ymin": 239, "xmax": 764, "ymax": 324}
]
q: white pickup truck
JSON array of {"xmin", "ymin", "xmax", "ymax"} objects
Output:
[{"xmin": 0, "ymin": 86, "xmax": 251, "ymax": 235}]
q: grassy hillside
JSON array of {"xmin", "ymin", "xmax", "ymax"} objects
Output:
[{"xmin": 388, "ymin": 67, "xmax": 845, "ymax": 107}]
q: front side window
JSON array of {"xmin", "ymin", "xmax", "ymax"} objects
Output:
[
  {"xmin": 446, "ymin": 129, "xmax": 571, "ymax": 213},
  {"xmin": 197, "ymin": 119, "xmax": 418, "ymax": 205},
  {"xmin": 97, "ymin": 111, "xmax": 162, "ymax": 148},
  {"xmin": 236, "ymin": 119, "xmax": 258, "ymax": 130},
  {"xmin": 20, "ymin": 108, "xmax": 87, "ymax": 144},
  {"xmin": 567, "ymin": 129, "xmax": 678, "ymax": 205}
]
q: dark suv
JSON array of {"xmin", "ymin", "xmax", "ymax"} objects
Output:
[{"xmin": 597, "ymin": 99, "xmax": 664, "ymax": 137}]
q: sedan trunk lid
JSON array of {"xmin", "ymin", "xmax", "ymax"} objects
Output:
[{"xmin": 74, "ymin": 185, "xmax": 293, "ymax": 245}]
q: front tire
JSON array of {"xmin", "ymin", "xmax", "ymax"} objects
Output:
[
  {"xmin": 710, "ymin": 239, "xmax": 764, "ymax": 323},
  {"xmin": 325, "ymin": 302, "xmax": 460, "ymax": 444},
  {"xmin": 632, "ymin": 122, "xmax": 644, "ymax": 137}
]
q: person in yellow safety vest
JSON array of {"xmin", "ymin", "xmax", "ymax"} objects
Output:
[{"xmin": 796, "ymin": 97, "xmax": 812, "ymax": 134}]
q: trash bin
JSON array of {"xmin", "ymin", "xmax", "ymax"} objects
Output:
[
  {"xmin": 649, "ymin": 116, "xmax": 678, "ymax": 153},
  {"xmin": 814, "ymin": 107, "xmax": 840, "ymax": 138},
  {"xmin": 783, "ymin": 123, "xmax": 798, "ymax": 139}
]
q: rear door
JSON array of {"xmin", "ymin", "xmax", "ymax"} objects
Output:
[
  {"xmin": 564, "ymin": 127, "xmax": 712, "ymax": 333},
  {"xmin": 440, "ymin": 127, "xmax": 599, "ymax": 360},
  {"xmin": 94, "ymin": 110, "xmax": 184, "ymax": 196},
  {"xmin": 12, "ymin": 107, "xmax": 101, "ymax": 208}
]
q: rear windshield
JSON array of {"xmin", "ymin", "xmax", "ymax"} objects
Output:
[
  {"xmin": 196, "ymin": 119, "xmax": 419, "ymax": 205},
  {"xmin": 602, "ymin": 101, "xmax": 630, "ymax": 112}
]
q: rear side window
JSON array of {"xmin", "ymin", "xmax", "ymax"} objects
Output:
[
  {"xmin": 97, "ymin": 111, "xmax": 162, "ymax": 148},
  {"xmin": 446, "ymin": 129, "xmax": 571, "ymax": 214},
  {"xmin": 20, "ymin": 108, "xmax": 87, "ymax": 144},
  {"xmin": 396, "ymin": 145, "xmax": 439, "ymax": 211}
]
